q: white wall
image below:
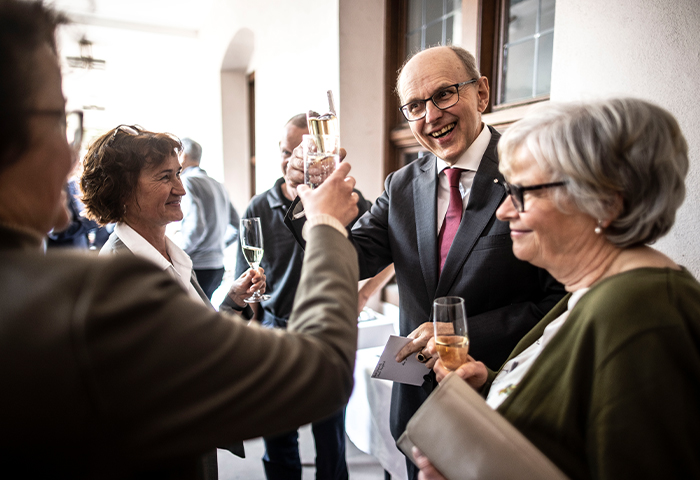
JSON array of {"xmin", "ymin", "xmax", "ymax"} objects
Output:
[
  {"xmin": 58, "ymin": 0, "xmax": 343, "ymax": 214},
  {"xmin": 200, "ymin": 0, "xmax": 341, "ymax": 198},
  {"xmin": 551, "ymin": 0, "xmax": 700, "ymax": 275},
  {"xmin": 339, "ymin": 0, "xmax": 387, "ymax": 201}
]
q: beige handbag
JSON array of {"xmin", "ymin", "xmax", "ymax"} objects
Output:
[{"xmin": 397, "ymin": 372, "xmax": 569, "ymax": 480}]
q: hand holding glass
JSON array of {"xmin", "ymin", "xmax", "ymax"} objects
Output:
[
  {"xmin": 302, "ymin": 134, "xmax": 340, "ymax": 188},
  {"xmin": 239, "ymin": 217, "xmax": 271, "ymax": 303},
  {"xmin": 432, "ymin": 296, "xmax": 469, "ymax": 371}
]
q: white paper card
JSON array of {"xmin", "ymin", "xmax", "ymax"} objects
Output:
[{"xmin": 371, "ymin": 335, "xmax": 430, "ymax": 386}]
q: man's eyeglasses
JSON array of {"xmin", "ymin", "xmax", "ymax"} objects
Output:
[
  {"xmin": 502, "ymin": 181, "xmax": 567, "ymax": 212},
  {"xmin": 28, "ymin": 109, "xmax": 83, "ymax": 152},
  {"xmin": 399, "ymin": 79, "xmax": 478, "ymax": 122}
]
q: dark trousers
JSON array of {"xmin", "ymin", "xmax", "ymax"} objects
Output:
[
  {"xmin": 262, "ymin": 408, "xmax": 348, "ymax": 480},
  {"xmin": 194, "ymin": 267, "xmax": 225, "ymax": 300}
]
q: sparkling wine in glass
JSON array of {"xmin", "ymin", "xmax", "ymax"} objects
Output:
[
  {"xmin": 240, "ymin": 217, "xmax": 271, "ymax": 303},
  {"xmin": 307, "ymin": 90, "xmax": 339, "ymax": 137},
  {"xmin": 302, "ymin": 134, "xmax": 340, "ymax": 188},
  {"xmin": 433, "ymin": 296, "xmax": 469, "ymax": 371},
  {"xmin": 303, "ymin": 91, "xmax": 341, "ymax": 188}
]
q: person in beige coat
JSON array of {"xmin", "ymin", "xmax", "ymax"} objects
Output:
[{"xmin": 0, "ymin": 1, "xmax": 361, "ymax": 478}]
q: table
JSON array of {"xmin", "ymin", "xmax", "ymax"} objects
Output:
[{"xmin": 346, "ymin": 309, "xmax": 407, "ymax": 480}]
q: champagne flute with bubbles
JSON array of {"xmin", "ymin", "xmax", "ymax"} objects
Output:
[
  {"xmin": 240, "ymin": 217, "xmax": 271, "ymax": 303},
  {"xmin": 303, "ymin": 90, "xmax": 340, "ymax": 188},
  {"xmin": 433, "ymin": 296, "xmax": 469, "ymax": 370}
]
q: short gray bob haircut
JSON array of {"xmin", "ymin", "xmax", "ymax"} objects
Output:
[
  {"xmin": 181, "ymin": 137, "xmax": 202, "ymax": 163},
  {"xmin": 498, "ymin": 97, "xmax": 689, "ymax": 248}
]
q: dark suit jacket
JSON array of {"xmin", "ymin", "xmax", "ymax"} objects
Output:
[{"xmin": 349, "ymin": 126, "xmax": 566, "ymax": 440}]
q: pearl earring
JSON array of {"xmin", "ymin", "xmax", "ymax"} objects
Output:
[{"xmin": 594, "ymin": 220, "xmax": 603, "ymax": 235}]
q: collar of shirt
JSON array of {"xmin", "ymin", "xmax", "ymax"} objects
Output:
[
  {"xmin": 114, "ymin": 222, "xmax": 202, "ymax": 302},
  {"xmin": 435, "ymin": 124, "xmax": 492, "ymax": 234},
  {"xmin": 181, "ymin": 165, "xmax": 205, "ymax": 179},
  {"xmin": 268, "ymin": 177, "xmax": 293, "ymax": 210}
]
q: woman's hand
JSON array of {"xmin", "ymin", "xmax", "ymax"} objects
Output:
[
  {"xmin": 413, "ymin": 447, "xmax": 447, "ymax": 480},
  {"xmin": 226, "ymin": 268, "xmax": 266, "ymax": 308}
]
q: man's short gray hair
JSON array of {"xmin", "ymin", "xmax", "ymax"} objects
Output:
[
  {"xmin": 395, "ymin": 45, "xmax": 481, "ymax": 100},
  {"xmin": 181, "ymin": 137, "xmax": 202, "ymax": 163},
  {"xmin": 498, "ymin": 98, "xmax": 689, "ymax": 248}
]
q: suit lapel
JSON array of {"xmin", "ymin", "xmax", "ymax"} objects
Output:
[
  {"xmin": 413, "ymin": 157, "xmax": 439, "ymax": 299},
  {"xmin": 436, "ymin": 128, "xmax": 505, "ymax": 296}
]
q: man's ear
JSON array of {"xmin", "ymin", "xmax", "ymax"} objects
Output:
[{"xmin": 477, "ymin": 76, "xmax": 490, "ymax": 113}]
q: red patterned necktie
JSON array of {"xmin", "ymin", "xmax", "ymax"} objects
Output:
[{"xmin": 438, "ymin": 168, "xmax": 465, "ymax": 272}]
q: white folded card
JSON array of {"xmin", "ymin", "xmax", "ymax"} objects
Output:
[{"xmin": 371, "ymin": 335, "xmax": 431, "ymax": 386}]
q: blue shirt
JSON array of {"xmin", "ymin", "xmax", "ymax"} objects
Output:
[{"xmin": 177, "ymin": 166, "xmax": 240, "ymax": 269}]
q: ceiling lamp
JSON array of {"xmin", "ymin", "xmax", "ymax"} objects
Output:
[{"xmin": 66, "ymin": 36, "xmax": 106, "ymax": 70}]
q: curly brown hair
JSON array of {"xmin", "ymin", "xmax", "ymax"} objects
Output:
[{"xmin": 81, "ymin": 125, "xmax": 182, "ymax": 224}]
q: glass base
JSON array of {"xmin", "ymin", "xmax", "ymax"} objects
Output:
[{"xmin": 244, "ymin": 292, "xmax": 271, "ymax": 303}]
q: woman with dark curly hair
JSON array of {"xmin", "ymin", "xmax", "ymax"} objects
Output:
[{"xmin": 82, "ymin": 126, "xmax": 264, "ymax": 314}]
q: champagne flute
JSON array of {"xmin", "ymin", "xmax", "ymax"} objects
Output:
[
  {"xmin": 239, "ymin": 217, "xmax": 271, "ymax": 303},
  {"xmin": 302, "ymin": 134, "xmax": 340, "ymax": 188},
  {"xmin": 303, "ymin": 90, "xmax": 340, "ymax": 188},
  {"xmin": 307, "ymin": 90, "xmax": 339, "ymax": 137},
  {"xmin": 432, "ymin": 296, "xmax": 469, "ymax": 371}
]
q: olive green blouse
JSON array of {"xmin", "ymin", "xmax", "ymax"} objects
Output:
[{"xmin": 489, "ymin": 267, "xmax": 700, "ymax": 480}]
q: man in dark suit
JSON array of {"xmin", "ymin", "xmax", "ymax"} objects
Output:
[{"xmin": 288, "ymin": 45, "xmax": 565, "ymax": 479}]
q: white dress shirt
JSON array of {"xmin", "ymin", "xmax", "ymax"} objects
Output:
[
  {"xmin": 435, "ymin": 124, "xmax": 492, "ymax": 234},
  {"xmin": 114, "ymin": 222, "xmax": 203, "ymax": 303}
]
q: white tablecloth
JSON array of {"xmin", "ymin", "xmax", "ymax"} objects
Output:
[{"xmin": 346, "ymin": 309, "xmax": 407, "ymax": 480}]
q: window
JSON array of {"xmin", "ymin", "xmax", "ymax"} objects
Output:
[
  {"xmin": 497, "ymin": 0, "xmax": 555, "ymax": 105},
  {"xmin": 405, "ymin": 0, "xmax": 462, "ymax": 55},
  {"xmin": 384, "ymin": 0, "xmax": 556, "ymax": 174},
  {"xmin": 385, "ymin": 0, "xmax": 465, "ymax": 174}
]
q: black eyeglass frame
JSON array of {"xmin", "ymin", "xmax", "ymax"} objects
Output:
[
  {"xmin": 502, "ymin": 181, "xmax": 567, "ymax": 212},
  {"xmin": 399, "ymin": 79, "xmax": 478, "ymax": 122},
  {"xmin": 28, "ymin": 109, "xmax": 83, "ymax": 152}
]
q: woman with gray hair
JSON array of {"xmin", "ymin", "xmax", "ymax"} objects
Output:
[{"xmin": 416, "ymin": 98, "xmax": 700, "ymax": 479}]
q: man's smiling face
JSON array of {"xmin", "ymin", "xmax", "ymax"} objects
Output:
[{"xmin": 398, "ymin": 47, "xmax": 489, "ymax": 164}]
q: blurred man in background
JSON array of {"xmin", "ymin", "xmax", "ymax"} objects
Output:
[{"xmin": 176, "ymin": 137, "xmax": 240, "ymax": 299}]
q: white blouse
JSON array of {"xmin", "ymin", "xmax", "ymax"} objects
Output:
[
  {"xmin": 486, "ymin": 288, "xmax": 589, "ymax": 409},
  {"xmin": 113, "ymin": 222, "xmax": 204, "ymax": 304}
]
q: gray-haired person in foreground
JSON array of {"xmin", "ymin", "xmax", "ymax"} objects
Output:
[{"xmin": 417, "ymin": 98, "xmax": 700, "ymax": 480}]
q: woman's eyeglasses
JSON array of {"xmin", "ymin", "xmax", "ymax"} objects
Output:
[
  {"xmin": 502, "ymin": 181, "xmax": 567, "ymax": 212},
  {"xmin": 106, "ymin": 124, "xmax": 141, "ymax": 147}
]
